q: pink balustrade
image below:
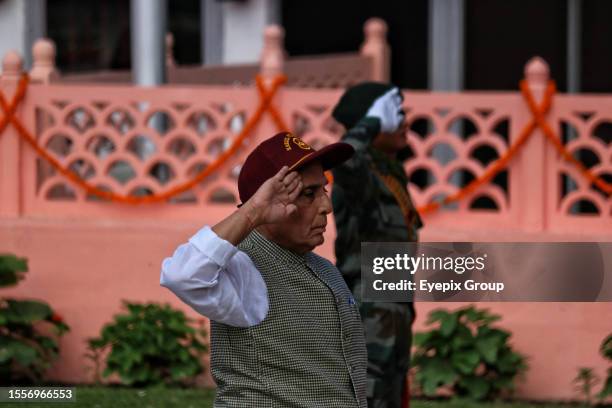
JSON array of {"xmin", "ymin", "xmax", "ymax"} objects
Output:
[
  {"xmin": 0, "ymin": 20, "xmax": 610, "ymax": 401},
  {"xmin": 5, "ymin": 56, "xmax": 610, "ymax": 234}
]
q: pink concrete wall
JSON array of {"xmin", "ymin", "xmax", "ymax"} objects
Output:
[
  {"xmin": 1, "ymin": 218, "xmax": 219, "ymax": 387},
  {"xmin": 1, "ymin": 218, "xmax": 610, "ymax": 401}
]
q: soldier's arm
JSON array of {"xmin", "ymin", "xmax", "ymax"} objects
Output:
[
  {"xmin": 332, "ymin": 86, "xmax": 403, "ymax": 201},
  {"xmin": 331, "ymin": 117, "xmax": 380, "ymax": 201}
]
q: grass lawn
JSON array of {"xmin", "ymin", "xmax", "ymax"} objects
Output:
[
  {"xmin": 0, "ymin": 386, "xmax": 215, "ymax": 408},
  {"xmin": 0, "ymin": 387, "xmax": 600, "ymax": 408}
]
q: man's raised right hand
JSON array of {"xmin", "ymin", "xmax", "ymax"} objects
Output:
[{"xmin": 242, "ymin": 166, "xmax": 303, "ymax": 227}]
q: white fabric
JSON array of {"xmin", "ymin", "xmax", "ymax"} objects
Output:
[
  {"xmin": 365, "ymin": 87, "xmax": 405, "ymax": 133},
  {"xmin": 160, "ymin": 226, "xmax": 269, "ymax": 327}
]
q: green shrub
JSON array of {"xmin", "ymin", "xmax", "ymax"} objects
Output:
[
  {"xmin": 573, "ymin": 367, "xmax": 599, "ymax": 405},
  {"xmin": 598, "ymin": 333, "xmax": 612, "ymax": 400},
  {"xmin": 412, "ymin": 305, "xmax": 527, "ymax": 400},
  {"xmin": 87, "ymin": 301, "xmax": 208, "ymax": 387},
  {"xmin": 0, "ymin": 254, "xmax": 70, "ymax": 384}
]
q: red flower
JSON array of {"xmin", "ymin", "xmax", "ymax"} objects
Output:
[{"xmin": 51, "ymin": 313, "xmax": 63, "ymax": 323}]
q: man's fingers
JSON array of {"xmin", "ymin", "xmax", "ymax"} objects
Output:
[
  {"xmin": 285, "ymin": 175, "xmax": 300, "ymax": 192},
  {"xmin": 274, "ymin": 166, "xmax": 290, "ymax": 181},
  {"xmin": 287, "ymin": 181, "xmax": 302, "ymax": 202},
  {"xmin": 274, "ymin": 168, "xmax": 300, "ymax": 193},
  {"xmin": 282, "ymin": 171, "xmax": 300, "ymax": 186}
]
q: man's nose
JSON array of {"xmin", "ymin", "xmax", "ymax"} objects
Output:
[{"xmin": 319, "ymin": 191, "xmax": 332, "ymax": 215}]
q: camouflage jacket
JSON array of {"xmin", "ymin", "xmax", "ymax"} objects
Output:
[{"xmin": 332, "ymin": 117, "xmax": 424, "ymax": 280}]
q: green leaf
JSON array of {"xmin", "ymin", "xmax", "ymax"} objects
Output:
[
  {"xmin": 427, "ymin": 309, "xmax": 451, "ymax": 325},
  {"xmin": 493, "ymin": 374, "xmax": 515, "ymax": 391},
  {"xmin": 87, "ymin": 337, "xmax": 107, "ymax": 349},
  {"xmin": 0, "ymin": 255, "xmax": 27, "ymax": 287},
  {"xmin": 413, "ymin": 332, "xmax": 433, "ymax": 347},
  {"xmin": 598, "ymin": 368, "xmax": 612, "ymax": 399},
  {"xmin": 463, "ymin": 307, "xmax": 501, "ymax": 325},
  {"xmin": 463, "ymin": 306, "xmax": 481, "ymax": 322},
  {"xmin": 440, "ymin": 313, "xmax": 458, "ymax": 337},
  {"xmin": 191, "ymin": 340, "xmax": 207, "ymax": 352},
  {"xmin": 477, "ymin": 326, "xmax": 510, "ymax": 345},
  {"xmin": 483, "ymin": 314, "xmax": 501, "ymax": 325},
  {"xmin": 102, "ymin": 366, "xmax": 114, "ymax": 378},
  {"xmin": 5, "ymin": 300, "xmax": 52, "ymax": 323},
  {"xmin": 411, "ymin": 352, "xmax": 427, "ymax": 367},
  {"xmin": 125, "ymin": 302, "xmax": 143, "ymax": 315},
  {"xmin": 438, "ymin": 342, "xmax": 452, "ymax": 357},
  {"xmin": 601, "ymin": 334, "xmax": 612, "ymax": 361},
  {"xmin": 8, "ymin": 340, "xmax": 39, "ymax": 366},
  {"xmin": 474, "ymin": 327, "xmax": 509, "ymax": 365},
  {"xmin": 0, "ymin": 271, "xmax": 20, "ymax": 287},
  {"xmin": 35, "ymin": 335, "xmax": 58, "ymax": 352},
  {"xmin": 497, "ymin": 349, "xmax": 524, "ymax": 374},
  {"xmin": 0, "ymin": 343, "xmax": 12, "ymax": 363},
  {"xmin": 458, "ymin": 375, "xmax": 491, "ymax": 400},
  {"xmin": 451, "ymin": 350, "xmax": 480, "ymax": 374},
  {"xmin": 451, "ymin": 324, "xmax": 473, "ymax": 350},
  {"xmin": 475, "ymin": 335, "xmax": 499, "ymax": 364},
  {"xmin": 414, "ymin": 356, "xmax": 458, "ymax": 396},
  {"xmin": 57, "ymin": 322, "xmax": 70, "ymax": 334},
  {"xmin": 0, "ymin": 254, "xmax": 28, "ymax": 273},
  {"xmin": 170, "ymin": 363, "xmax": 199, "ymax": 380}
]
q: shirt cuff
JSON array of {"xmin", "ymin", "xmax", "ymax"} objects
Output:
[{"xmin": 188, "ymin": 226, "xmax": 238, "ymax": 267}]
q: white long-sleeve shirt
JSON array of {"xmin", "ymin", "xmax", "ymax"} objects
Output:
[{"xmin": 160, "ymin": 226, "xmax": 269, "ymax": 327}]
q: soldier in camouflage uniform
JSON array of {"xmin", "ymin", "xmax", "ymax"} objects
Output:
[{"xmin": 331, "ymin": 83, "xmax": 423, "ymax": 408}]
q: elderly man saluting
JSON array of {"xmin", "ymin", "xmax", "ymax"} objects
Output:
[{"xmin": 160, "ymin": 132, "xmax": 367, "ymax": 407}]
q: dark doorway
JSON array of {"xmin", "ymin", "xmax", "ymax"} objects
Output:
[
  {"xmin": 281, "ymin": 1, "xmax": 428, "ymax": 89},
  {"xmin": 582, "ymin": 0, "xmax": 612, "ymax": 93},
  {"xmin": 465, "ymin": 0, "xmax": 568, "ymax": 91},
  {"xmin": 47, "ymin": 0, "xmax": 200, "ymax": 73},
  {"xmin": 47, "ymin": 0, "xmax": 131, "ymax": 72}
]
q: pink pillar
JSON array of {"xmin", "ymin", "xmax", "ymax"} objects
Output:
[
  {"xmin": 260, "ymin": 25, "xmax": 285, "ymax": 87},
  {"xmin": 519, "ymin": 57, "xmax": 550, "ymax": 231},
  {"xmin": 30, "ymin": 38, "xmax": 64, "ymax": 184},
  {"xmin": 360, "ymin": 18, "xmax": 390, "ymax": 82},
  {"xmin": 258, "ymin": 24, "xmax": 286, "ymax": 136},
  {"xmin": 0, "ymin": 51, "xmax": 24, "ymax": 218},
  {"xmin": 165, "ymin": 32, "xmax": 176, "ymax": 69},
  {"xmin": 30, "ymin": 38, "xmax": 59, "ymax": 84}
]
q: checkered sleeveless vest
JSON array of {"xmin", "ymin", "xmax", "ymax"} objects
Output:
[{"xmin": 210, "ymin": 231, "xmax": 368, "ymax": 407}]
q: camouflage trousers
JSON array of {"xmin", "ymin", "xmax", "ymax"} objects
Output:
[{"xmin": 350, "ymin": 279, "xmax": 415, "ymax": 408}]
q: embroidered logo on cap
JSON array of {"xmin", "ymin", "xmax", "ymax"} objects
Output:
[{"xmin": 283, "ymin": 133, "xmax": 312, "ymax": 151}]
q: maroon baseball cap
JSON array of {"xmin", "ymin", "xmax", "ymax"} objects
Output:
[{"xmin": 237, "ymin": 132, "xmax": 354, "ymax": 204}]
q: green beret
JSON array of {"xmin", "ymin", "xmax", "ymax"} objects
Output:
[{"xmin": 332, "ymin": 82, "xmax": 396, "ymax": 129}]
